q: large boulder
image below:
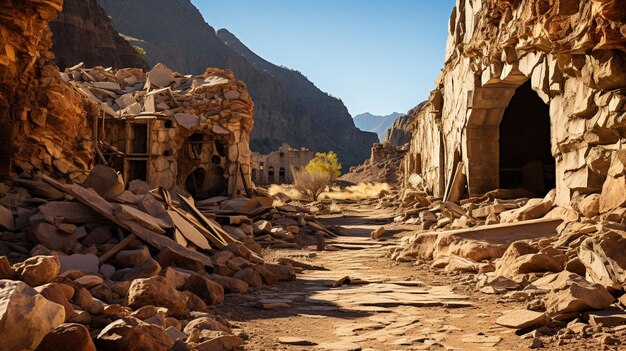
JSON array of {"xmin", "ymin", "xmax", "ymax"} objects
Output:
[
  {"xmin": 531, "ymin": 272, "xmax": 615, "ymax": 316},
  {"xmin": 35, "ymin": 323, "xmax": 96, "ymax": 351},
  {"xmin": 15, "ymin": 255, "xmax": 60, "ymax": 287},
  {"xmin": 494, "ymin": 242, "xmax": 566, "ymax": 282},
  {"xmin": 36, "ymin": 283, "xmax": 74, "ymax": 321},
  {"xmin": 96, "ymin": 317, "xmax": 174, "ymax": 351},
  {"xmin": 0, "ymin": 280, "xmax": 65, "ymax": 351},
  {"xmin": 127, "ymin": 275, "xmax": 188, "ymax": 317},
  {"xmin": 578, "ymin": 230, "xmax": 626, "ymax": 292},
  {"xmin": 181, "ymin": 274, "xmax": 224, "ymax": 305}
]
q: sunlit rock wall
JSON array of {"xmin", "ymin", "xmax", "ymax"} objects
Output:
[
  {"xmin": 0, "ymin": 0, "xmax": 96, "ymax": 181},
  {"xmin": 403, "ymin": 0, "xmax": 626, "ymax": 210}
]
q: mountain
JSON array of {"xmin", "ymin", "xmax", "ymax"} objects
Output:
[
  {"xmin": 353, "ymin": 112, "xmax": 402, "ymax": 142},
  {"xmin": 384, "ymin": 103, "xmax": 428, "ymax": 146},
  {"xmin": 91, "ymin": 0, "xmax": 377, "ymax": 168},
  {"xmin": 50, "ymin": 0, "xmax": 146, "ymax": 70}
]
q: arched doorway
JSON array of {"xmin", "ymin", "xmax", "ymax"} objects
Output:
[
  {"xmin": 466, "ymin": 79, "xmax": 555, "ymax": 196},
  {"xmin": 279, "ymin": 167, "xmax": 286, "ymax": 183},
  {"xmin": 499, "ymin": 81, "xmax": 554, "ymax": 195}
]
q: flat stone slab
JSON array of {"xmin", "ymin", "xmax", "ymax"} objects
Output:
[
  {"xmin": 496, "ymin": 309, "xmax": 545, "ymax": 329},
  {"xmin": 278, "ymin": 337, "xmax": 317, "ymax": 346}
]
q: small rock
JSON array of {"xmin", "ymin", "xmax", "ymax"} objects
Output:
[
  {"xmin": 96, "ymin": 317, "xmax": 174, "ymax": 351},
  {"xmin": 371, "ymin": 226, "xmax": 386, "ymax": 240},
  {"xmin": 35, "ymin": 323, "xmax": 96, "ymax": 351},
  {"xmin": 15, "ymin": 255, "xmax": 60, "ymax": 287}
]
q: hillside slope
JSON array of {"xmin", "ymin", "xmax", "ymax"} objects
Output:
[
  {"xmin": 50, "ymin": 0, "xmax": 146, "ymax": 70},
  {"xmin": 95, "ymin": 0, "xmax": 377, "ymax": 168}
]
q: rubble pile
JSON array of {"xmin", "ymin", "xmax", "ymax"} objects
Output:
[
  {"xmin": 62, "ymin": 62, "xmax": 254, "ymax": 197},
  {"xmin": 340, "ymin": 143, "xmax": 407, "ymax": 186},
  {"xmin": 385, "ymin": 180, "xmax": 626, "ymax": 346},
  {"xmin": 0, "ymin": 166, "xmax": 302, "ymax": 351}
]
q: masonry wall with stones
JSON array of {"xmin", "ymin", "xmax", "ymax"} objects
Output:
[
  {"xmin": 402, "ymin": 0, "xmax": 626, "ymax": 211},
  {"xmin": 251, "ymin": 144, "xmax": 314, "ymax": 185},
  {"xmin": 65, "ymin": 63, "xmax": 255, "ymax": 198},
  {"xmin": 0, "ymin": 0, "xmax": 97, "ymax": 181}
]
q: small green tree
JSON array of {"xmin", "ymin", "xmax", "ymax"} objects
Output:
[
  {"xmin": 306, "ymin": 151, "xmax": 341, "ymax": 181},
  {"xmin": 132, "ymin": 45, "xmax": 146, "ymax": 57}
]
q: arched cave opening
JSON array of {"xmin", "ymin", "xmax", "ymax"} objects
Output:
[{"xmin": 498, "ymin": 80, "xmax": 555, "ymax": 196}]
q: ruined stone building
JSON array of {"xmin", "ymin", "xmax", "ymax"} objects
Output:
[
  {"xmin": 67, "ymin": 63, "xmax": 255, "ymax": 198},
  {"xmin": 400, "ymin": 0, "xmax": 626, "ymax": 212},
  {"xmin": 251, "ymin": 144, "xmax": 314, "ymax": 185},
  {"xmin": 0, "ymin": 0, "xmax": 255, "ymax": 199}
]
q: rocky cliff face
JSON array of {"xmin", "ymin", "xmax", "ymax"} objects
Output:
[
  {"xmin": 401, "ymin": 0, "xmax": 626, "ymax": 210},
  {"xmin": 384, "ymin": 103, "xmax": 426, "ymax": 146},
  {"xmin": 50, "ymin": 0, "xmax": 146, "ymax": 70},
  {"xmin": 94, "ymin": 0, "xmax": 377, "ymax": 168},
  {"xmin": 0, "ymin": 0, "xmax": 96, "ymax": 180}
]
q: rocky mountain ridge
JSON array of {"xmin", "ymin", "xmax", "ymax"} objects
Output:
[
  {"xmin": 92, "ymin": 0, "xmax": 376, "ymax": 168},
  {"xmin": 50, "ymin": 0, "xmax": 146, "ymax": 70},
  {"xmin": 353, "ymin": 112, "xmax": 402, "ymax": 142}
]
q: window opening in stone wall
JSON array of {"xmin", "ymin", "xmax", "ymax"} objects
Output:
[
  {"xmin": 499, "ymin": 80, "xmax": 555, "ymax": 196},
  {"xmin": 279, "ymin": 167, "xmax": 286, "ymax": 183},
  {"xmin": 129, "ymin": 123, "xmax": 148, "ymax": 154},
  {"xmin": 268, "ymin": 166, "xmax": 275, "ymax": 183}
]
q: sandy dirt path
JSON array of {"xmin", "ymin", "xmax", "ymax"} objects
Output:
[{"xmin": 217, "ymin": 204, "xmax": 580, "ymax": 351}]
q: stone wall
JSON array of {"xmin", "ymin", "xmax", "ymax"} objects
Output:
[
  {"xmin": 251, "ymin": 144, "xmax": 314, "ymax": 185},
  {"xmin": 0, "ymin": 0, "xmax": 97, "ymax": 181},
  {"xmin": 403, "ymin": 0, "xmax": 626, "ymax": 211}
]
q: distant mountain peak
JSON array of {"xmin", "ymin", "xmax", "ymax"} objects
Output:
[{"xmin": 353, "ymin": 112, "xmax": 403, "ymax": 142}]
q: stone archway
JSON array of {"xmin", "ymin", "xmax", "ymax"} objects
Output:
[{"xmin": 465, "ymin": 75, "xmax": 554, "ymax": 196}]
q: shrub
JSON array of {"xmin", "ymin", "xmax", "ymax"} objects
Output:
[
  {"xmin": 292, "ymin": 166, "xmax": 332, "ymax": 201},
  {"xmin": 306, "ymin": 151, "xmax": 341, "ymax": 181},
  {"xmin": 132, "ymin": 45, "xmax": 146, "ymax": 57}
]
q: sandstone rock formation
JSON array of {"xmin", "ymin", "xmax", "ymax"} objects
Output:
[
  {"xmin": 50, "ymin": 0, "xmax": 146, "ymax": 70},
  {"xmin": 384, "ymin": 102, "xmax": 427, "ymax": 147},
  {"xmin": 400, "ymin": 0, "xmax": 626, "ymax": 210},
  {"xmin": 340, "ymin": 143, "xmax": 408, "ymax": 186},
  {"xmin": 92, "ymin": 0, "xmax": 377, "ymax": 168},
  {"xmin": 0, "ymin": 0, "xmax": 97, "ymax": 181}
]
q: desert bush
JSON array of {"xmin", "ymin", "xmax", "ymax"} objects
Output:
[
  {"xmin": 306, "ymin": 151, "xmax": 341, "ymax": 181},
  {"xmin": 292, "ymin": 166, "xmax": 332, "ymax": 201}
]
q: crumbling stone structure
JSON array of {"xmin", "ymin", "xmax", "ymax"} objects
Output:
[
  {"xmin": 251, "ymin": 144, "xmax": 314, "ymax": 185},
  {"xmin": 402, "ymin": 0, "xmax": 626, "ymax": 211},
  {"xmin": 65, "ymin": 63, "xmax": 255, "ymax": 198}
]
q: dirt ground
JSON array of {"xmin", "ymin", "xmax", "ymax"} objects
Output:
[{"xmin": 218, "ymin": 203, "xmax": 609, "ymax": 351}]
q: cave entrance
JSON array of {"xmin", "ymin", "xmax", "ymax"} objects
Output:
[{"xmin": 498, "ymin": 81, "xmax": 554, "ymax": 195}]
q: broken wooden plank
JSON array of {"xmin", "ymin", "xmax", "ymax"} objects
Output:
[
  {"xmin": 168, "ymin": 210, "xmax": 211, "ymax": 250},
  {"xmin": 41, "ymin": 176, "xmax": 214, "ymax": 269},
  {"xmin": 444, "ymin": 162, "xmax": 466, "ymax": 203},
  {"xmin": 177, "ymin": 193, "xmax": 234, "ymax": 245},
  {"xmin": 99, "ymin": 234, "xmax": 137, "ymax": 264}
]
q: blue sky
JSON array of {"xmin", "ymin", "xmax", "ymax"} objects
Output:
[{"xmin": 191, "ymin": 0, "xmax": 455, "ymax": 116}]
